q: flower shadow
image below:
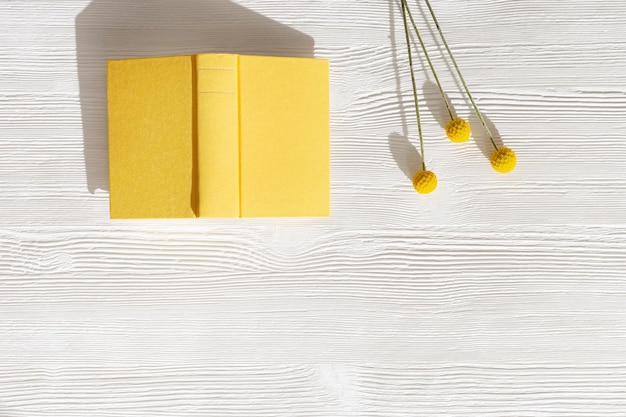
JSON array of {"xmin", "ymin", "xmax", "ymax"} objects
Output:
[
  {"xmin": 388, "ymin": 132, "xmax": 422, "ymax": 182},
  {"xmin": 388, "ymin": 0, "xmax": 427, "ymax": 179},
  {"xmin": 469, "ymin": 112, "xmax": 504, "ymax": 159},
  {"xmin": 422, "ymin": 79, "xmax": 456, "ymax": 130}
]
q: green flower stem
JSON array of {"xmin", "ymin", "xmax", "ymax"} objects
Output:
[
  {"xmin": 403, "ymin": 0, "xmax": 454, "ymax": 121},
  {"xmin": 423, "ymin": 0, "xmax": 499, "ymax": 150},
  {"xmin": 400, "ymin": 0, "xmax": 426, "ymax": 171}
]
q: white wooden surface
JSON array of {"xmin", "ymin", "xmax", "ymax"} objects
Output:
[{"xmin": 2, "ymin": 0, "xmax": 626, "ymax": 415}]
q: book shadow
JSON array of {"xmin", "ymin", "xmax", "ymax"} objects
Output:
[{"xmin": 76, "ymin": 0, "xmax": 315, "ymax": 200}]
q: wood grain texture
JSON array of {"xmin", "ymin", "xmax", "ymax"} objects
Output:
[
  {"xmin": 2, "ymin": 0, "xmax": 626, "ymax": 415},
  {"xmin": 2, "ymin": 364, "xmax": 626, "ymax": 416}
]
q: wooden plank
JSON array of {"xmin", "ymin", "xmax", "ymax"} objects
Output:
[{"xmin": 2, "ymin": 0, "xmax": 626, "ymax": 415}]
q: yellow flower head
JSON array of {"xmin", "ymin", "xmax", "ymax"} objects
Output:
[
  {"xmin": 445, "ymin": 117, "xmax": 470, "ymax": 143},
  {"xmin": 490, "ymin": 147, "xmax": 516, "ymax": 173},
  {"xmin": 412, "ymin": 170, "xmax": 437, "ymax": 194}
]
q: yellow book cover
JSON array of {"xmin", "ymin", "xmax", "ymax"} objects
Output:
[
  {"xmin": 107, "ymin": 53, "xmax": 329, "ymax": 219},
  {"xmin": 107, "ymin": 55, "xmax": 196, "ymax": 219}
]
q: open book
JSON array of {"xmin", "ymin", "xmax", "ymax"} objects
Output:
[{"xmin": 107, "ymin": 53, "xmax": 329, "ymax": 219}]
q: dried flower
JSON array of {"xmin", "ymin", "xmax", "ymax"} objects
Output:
[
  {"xmin": 403, "ymin": 1, "xmax": 470, "ymax": 144},
  {"xmin": 490, "ymin": 147, "xmax": 517, "ymax": 173},
  {"xmin": 423, "ymin": 0, "xmax": 516, "ymax": 172},
  {"xmin": 412, "ymin": 170, "xmax": 438, "ymax": 194},
  {"xmin": 445, "ymin": 117, "xmax": 471, "ymax": 143},
  {"xmin": 400, "ymin": 0, "xmax": 437, "ymax": 193}
]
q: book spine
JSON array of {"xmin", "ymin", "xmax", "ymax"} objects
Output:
[{"xmin": 196, "ymin": 54, "xmax": 241, "ymax": 217}]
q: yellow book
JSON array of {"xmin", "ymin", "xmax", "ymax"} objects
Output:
[
  {"xmin": 107, "ymin": 53, "xmax": 329, "ymax": 219},
  {"xmin": 107, "ymin": 55, "xmax": 196, "ymax": 219}
]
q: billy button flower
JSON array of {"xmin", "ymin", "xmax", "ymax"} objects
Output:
[
  {"xmin": 490, "ymin": 146, "xmax": 516, "ymax": 173},
  {"xmin": 402, "ymin": 0, "xmax": 470, "ymax": 143},
  {"xmin": 401, "ymin": 0, "xmax": 437, "ymax": 193},
  {"xmin": 423, "ymin": 0, "xmax": 516, "ymax": 173},
  {"xmin": 413, "ymin": 169, "xmax": 438, "ymax": 194}
]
